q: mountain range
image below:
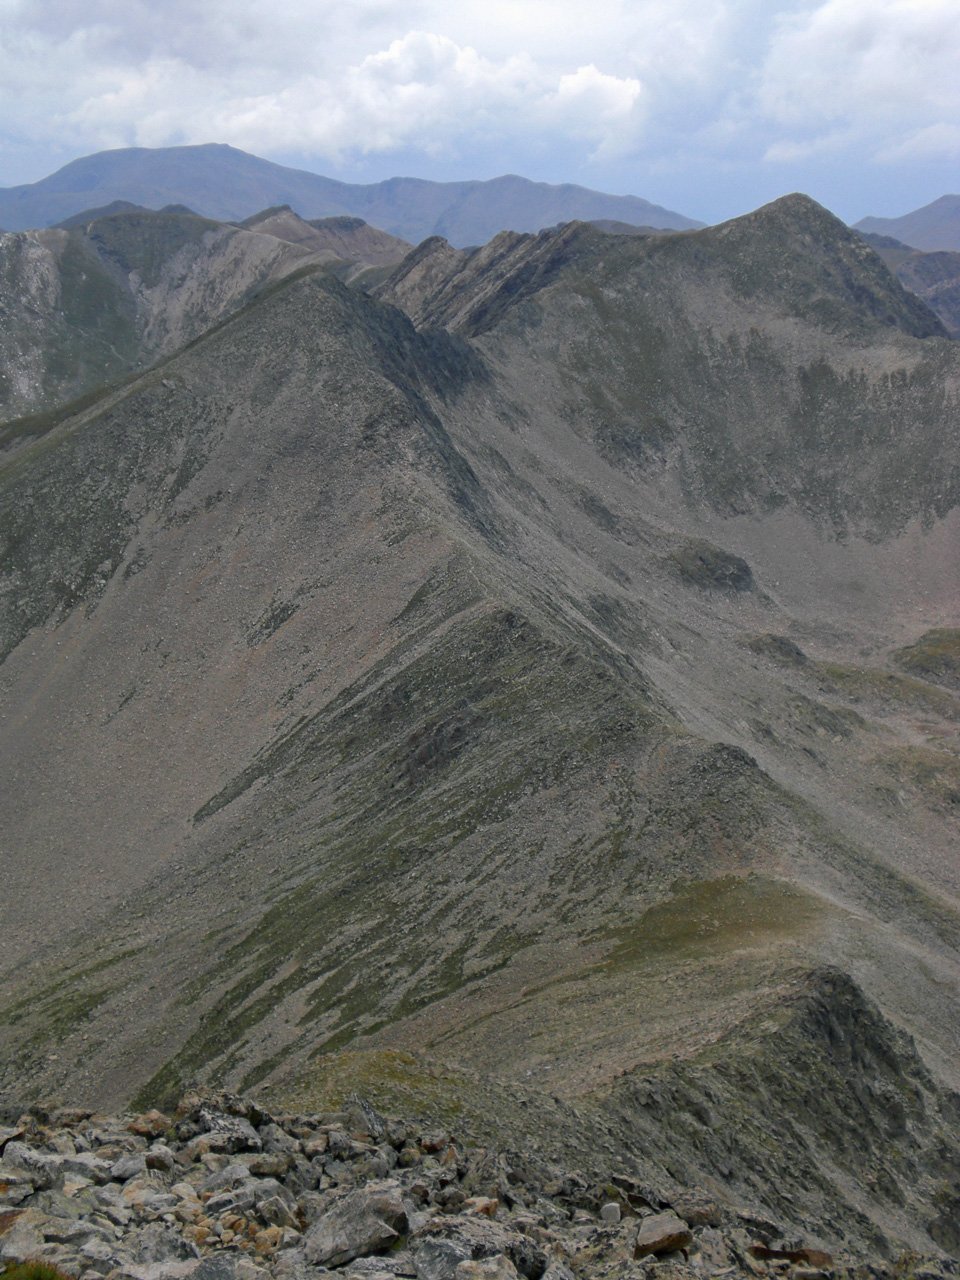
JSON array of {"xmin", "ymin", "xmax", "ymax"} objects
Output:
[
  {"xmin": 0, "ymin": 144, "xmax": 701, "ymax": 246},
  {"xmin": 855, "ymin": 194, "xmax": 960, "ymax": 252},
  {"xmin": 1, "ymin": 188, "xmax": 959, "ymax": 1264}
]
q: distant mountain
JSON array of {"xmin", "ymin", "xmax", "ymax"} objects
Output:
[
  {"xmin": 861, "ymin": 231, "xmax": 960, "ymax": 337},
  {"xmin": 855, "ymin": 194, "xmax": 960, "ymax": 251},
  {"xmin": 0, "ymin": 143, "xmax": 702, "ymax": 246}
]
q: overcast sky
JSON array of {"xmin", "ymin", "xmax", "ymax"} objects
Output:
[{"xmin": 0, "ymin": 0, "xmax": 957, "ymax": 223}]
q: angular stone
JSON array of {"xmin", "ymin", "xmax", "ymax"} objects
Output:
[
  {"xmin": 303, "ymin": 1181, "xmax": 408, "ymax": 1267},
  {"xmin": 244, "ymin": 1152, "xmax": 292, "ymax": 1177},
  {"xmin": 63, "ymin": 1152, "xmax": 113, "ymax": 1183},
  {"xmin": 670, "ymin": 1189, "xmax": 723, "ymax": 1228},
  {"xmin": 0, "ymin": 1128, "xmax": 25, "ymax": 1155},
  {"xmin": 0, "ymin": 1213, "xmax": 44, "ymax": 1262},
  {"xmin": 634, "ymin": 1212, "xmax": 692, "ymax": 1259},
  {"xmin": 0, "ymin": 1168, "xmax": 34, "ymax": 1206},
  {"xmin": 116, "ymin": 1263, "xmax": 202, "ymax": 1280},
  {"xmin": 199, "ymin": 1113, "xmax": 263, "ymax": 1155},
  {"xmin": 413, "ymin": 1219, "xmax": 546, "ymax": 1280},
  {"xmin": 114, "ymin": 1153, "xmax": 149, "ymax": 1181},
  {"xmin": 259, "ymin": 1195, "xmax": 299, "ymax": 1229},
  {"xmin": 147, "ymin": 1145, "xmax": 178, "ymax": 1173},
  {"xmin": 455, "ymin": 1257, "xmax": 519, "ymax": 1280},
  {"xmin": 129, "ymin": 1112, "xmax": 172, "ymax": 1139},
  {"xmin": 2, "ymin": 1143, "xmax": 63, "ymax": 1189},
  {"xmin": 414, "ymin": 1237, "xmax": 472, "ymax": 1280},
  {"xmin": 132, "ymin": 1221, "xmax": 202, "ymax": 1263}
]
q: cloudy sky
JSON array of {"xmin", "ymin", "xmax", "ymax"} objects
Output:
[{"xmin": 0, "ymin": 0, "xmax": 957, "ymax": 223}]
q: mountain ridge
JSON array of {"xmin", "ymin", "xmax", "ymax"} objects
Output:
[
  {"xmin": 855, "ymin": 193, "xmax": 960, "ymax": 251},
  {"xmin": 1, "ymin": 190, "xmax": 959, "ymax": 1258},
  {"xmin": 0, "ymin": 143, "xmax": 702, "ymax": 246}
]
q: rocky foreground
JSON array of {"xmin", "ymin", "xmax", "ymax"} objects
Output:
[{"xmin": 0, "ymin": 1093, "xmax": 953, "ymax": 1280}]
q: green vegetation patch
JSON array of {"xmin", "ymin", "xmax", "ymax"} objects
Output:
[
  {"xmin": 745, "ymin": 633, "xmax": 808, "ymax": 666},
  {"xmin": 603, "ymin": 875, "xmax": 826, "ymax": 972},
  {"xmin": 878, "ymin": 745, "xmax": 960, "ymax": 810},
  {"xmin": 813, "ymin": 661, "xmax": 959, "ymax": 716},
  {"xmin": 278, "ymin": 1048, "xmax": 473, "ymax": 1125},
  {"xmin": 893, "ymin": 628, "xmax": 960, "ymax": 691},
  {"xmin": 668, "ymin": 539, "xmax": 755, "ymax": 592}
]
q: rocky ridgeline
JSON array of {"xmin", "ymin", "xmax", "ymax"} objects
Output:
[{"xmin": 0, "ymin": 1093, "xmax": 950, "ymax": 1280}]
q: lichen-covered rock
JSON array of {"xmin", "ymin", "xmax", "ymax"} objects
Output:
[{"xmin": 303, "ymin": 1181, "xmax": 408, "ymax": 1266}]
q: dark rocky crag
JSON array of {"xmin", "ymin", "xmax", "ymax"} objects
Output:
[{"xmin": 1, "ymin": 195, "xmax": 959, "ymax": 1263}]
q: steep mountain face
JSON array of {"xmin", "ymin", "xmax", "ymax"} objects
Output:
[
  {"xmin": 855, "ymin": 194, "xmax": 960, "ymax": 251},
  {"xmin": 860, "ymin": 232, "xmax": 960, "ymax": 338},
  {"xmin": 0, "ymin": 204, "xmax": 417, "ymax": 421},
  {"xmin": 0, "ymin": 144, "xmax": 702, "ymax": 244},
  {"xmin": 0, "ymin": 207, "xmax": 314, "ymax": 419},
  {"xmin": 1, "ymin": 195, "xmax": 959, "ymax": 1259}
]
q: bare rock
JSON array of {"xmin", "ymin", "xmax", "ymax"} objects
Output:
[
  {"xmin": 455, "ymin": 1257, "xmax": 520, "ymax": 1280},
  {"xmin": 129, "ymin": 1112, "xmax": 172, "ymax": 1139},
  {"xmin": 303, "ymin": 1181, "xmax": 408, "ymax": 1267},
  {"xmin": 634, "ymin": 1212, "xmax": 693, "ymax": 1259}
]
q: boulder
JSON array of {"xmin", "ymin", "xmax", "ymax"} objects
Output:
[
  {"xmin": 455, "ymin": 1258, "xmax": 519, "ymax": 1280},
  {"xmin": 303, "ymin": 1181, "xmax": 408, "ymax": 1267},
  {"xmin": 634, "ymin": 1211, "xmax": 693, "ymax": 1258},
  {"xmin": 129, "ymin": 1111, "xmax": 172, "ymax": 1139}
]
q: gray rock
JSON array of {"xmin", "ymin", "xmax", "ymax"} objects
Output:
[
  {"xmin": 63, "ymin": 1152, "xmax": 114, "ymax": 1183},
  {"xmin": 3, "ymin": 1142, "xmax": 63, "ymax": 1188},
  {"xmin": 146, "ymin": 1145, "xmax": 178, "ymax": 1173},
  {"xmin": 193, "ymin": 1254, "xmax": 256, "ymax": 1280},
  {"xmin": 0, "ymin": 1166, "xmax": 35, "ymax": 1205},
  {"xmin": 260, "ymin": 1194, "xmax": 300, "ymax": 1228},
  {"xmin": 634, "ymin": 1212, "xmax": 693, "ymax": 1259},
  {"xmin": 205, "ymin": 1183, "xmax": 258, "ymax": 1215},
  {"xmin": 0, "ymin": 1214, "xmax": 45, "ymax": 1262},
  {"xmin": 0, "ymin": 1126, "xmax": 26, "ymax": 1153},
  {"xmin": 257, "ymin": 1124, "xmax": 301, "ymax": 1156},
  {"xmin": 132, "ymin": 1222, "xmax": 201, "ymax": 1263},
  {"xmin": 79, "ymin": 1234, "xmax": 131, "ymax": 1273},
  {"xmin": 199, "ymin": 1112, "xmax": 263, "ymax": 1155},
  {"xmin": 114, "ymin": 1153, "xmax": 150, "ymax": 1181},
  {"xmin": 116, "ymin": 1263, "xmax": 202, "ymax": 1280},
  {"xmin": 41, "ymin": 1218, "xmax": 115, "ymax": 1246},
  {"xmin": 414, "ymin": 1238, "xmax": 472, "ymax": 1280},
  {"xmin": 200, "ymin": 1163, "xmax": 252, "ymax": 1194},
  {"xmin": 413, "ymin": 1220, "xmax": 546, "ymax": 1280},
  {"xmin": 600, "ymin": 1202, "xmax": 621, "ymax": 1224},
  {"xmin": 455, "ymin": 1258, "xmax": 519, "ymax": 1280},
  {"xmin": 304, "ymin": 1181, "xmax": 408, "ymax": 1267}
]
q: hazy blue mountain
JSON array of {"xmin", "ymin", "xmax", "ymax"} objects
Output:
[
  {"xmin": 0, "ymin": 143, "xmax": 702, "ymax": 246},
  {"xmin": 855, "ymin": 194, "xmax": 960, "ymax": 251}
]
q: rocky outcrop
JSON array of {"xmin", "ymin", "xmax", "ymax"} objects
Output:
[{"xmin": 0, "ymin": 1091, "xmax": 947, "ymax": 1280}]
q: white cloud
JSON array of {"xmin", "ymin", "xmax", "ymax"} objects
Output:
[
  {"xmin": 757, "ymin": 0, "xmax": 960, "ymax": 161},
  {"xmin": 875, "ymin": 122, "xmax": 960, "ymax": 164},
  {"xmin": 0, "ymin": 0, "xmax": 957, "ymax": 216}
]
